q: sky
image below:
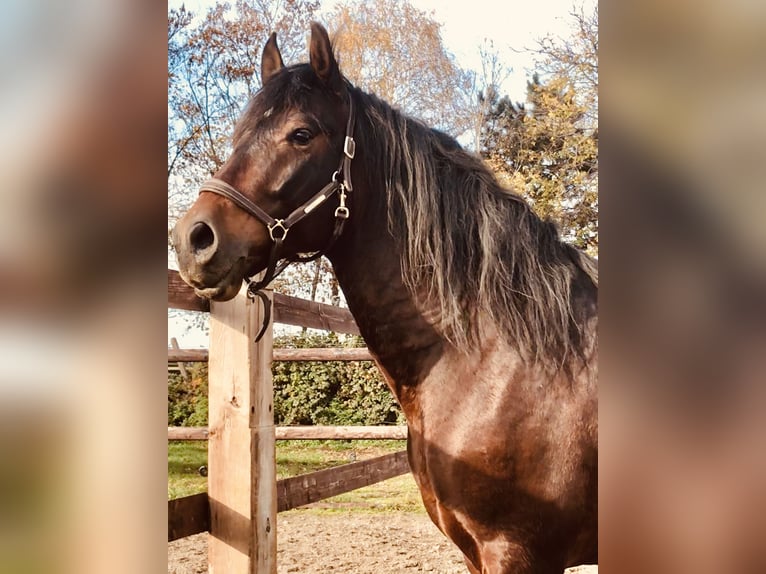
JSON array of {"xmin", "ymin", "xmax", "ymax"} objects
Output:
[
  {"xmin": 331, "ymin": 0, "xmax": 589, "ymax": 101},
  {"xmin": 167, "ymin": 0, "xmax": 594, "ymax": 346},
  {"xmin": 169, "ymin": 0, "xmax": 594, "ymax": 103}
]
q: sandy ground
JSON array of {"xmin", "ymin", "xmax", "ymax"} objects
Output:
[{"xmin": 168, "ymin": 511, "xmax": 597, "ymax": 573}]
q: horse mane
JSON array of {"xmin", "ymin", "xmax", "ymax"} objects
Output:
[
  {"xmin": 352, "ymin": 87, "xmax": 597, "ymax": 371},
  {"xmin": 241, "ymin": 63, "xmax": 596, "ymax": 371}
]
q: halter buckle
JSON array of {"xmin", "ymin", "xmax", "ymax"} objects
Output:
[
  {"xmin": 267, "ymin": 219, "xmax": 288, "ymax": 241},
  {"xmin": 344, "ymin": 136, "xmax": 356, "ymax": 159}
]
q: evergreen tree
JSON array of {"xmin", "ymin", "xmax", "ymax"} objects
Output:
[{"xmin": 481, "ymin": 74, "xmax": 598, "ymax": 253}]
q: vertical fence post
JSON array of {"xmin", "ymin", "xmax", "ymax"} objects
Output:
[
  {"xmin": 207, "ymin": 287, "xmax": 276, "ymax": 573},
  {"xmin": 170, "ymin": 336, "xmax": 189, "ymax": 380}
]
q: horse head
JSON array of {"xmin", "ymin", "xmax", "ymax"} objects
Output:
[{"xmin": 172, "ymin": 23, "xmax": 353, "ymax": 300}]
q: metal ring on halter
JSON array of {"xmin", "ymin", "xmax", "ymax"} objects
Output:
[
  {"xmin": 268, "ymin": 220, "xmax": 288, "ymax": 241},
  {"xmin": 334, "ymin": 206, "xmax": 350, "ymax": 219}
]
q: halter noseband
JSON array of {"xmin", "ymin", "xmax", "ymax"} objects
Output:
[{"xmin": 198, "ymin": 95, "xmax": 356, "ymax": 301}]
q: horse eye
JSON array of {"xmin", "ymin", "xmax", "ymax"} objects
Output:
[{"xmin": 290, "ymin": 128, "xmax": 314, "ymax": 145}]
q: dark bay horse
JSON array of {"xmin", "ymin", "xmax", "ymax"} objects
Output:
[{"xmin": 172, "ymin": 23, "xmax": 598, "ymax": 574}]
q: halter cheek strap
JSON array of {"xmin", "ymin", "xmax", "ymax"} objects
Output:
[{"xmin": 198, "ymin": 95, "xmax": 356, "ymax": 307}]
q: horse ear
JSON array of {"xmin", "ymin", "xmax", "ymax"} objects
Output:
[
  {"xmin": 261, "ymin": 32, "xmax": 284, "ymax": 85},
  {"xmin": 309, "ymin": 22, "xmax": 342, "ymax": 91}
]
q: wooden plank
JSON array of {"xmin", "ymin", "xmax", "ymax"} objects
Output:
[
  {"xmin": 170, "ymin": 337, "xmax": 189, "ymax": 380},
  {"xmin": 168, "ymin": 269, "xmax": 209, "ymax": 312},
  {"xmin": 168, "ymin": 348, "xmax": 210, "ymax": 362},
  {"xmin": 277, "ymin": 425, "xmax": 406, "ymax": 440},
  {"xmin": 168, "ymin": 269, "xmax": 359, "ymax": 334},
  {"xmin": 276, "ymin": 451, "xmax": 410, "ymax": 512},
  {"xmin": 168, "ymin": 427, "xmax": 209, "ymax": 440},
  {"xmin": 169, "ymin": 426, "xmax": 407, "ymax": 441},
  {"xmin": 208, "ymin": 288, "xmax": 276, "ymax": 574},
  {"xmin": 168, "ymin": 347, "xmax": 372, "ymax": 363},
  {"xmin": 250, "ymin": 298, "xmax": 277, "ymax": 574},
  {"xmin": 277, "ymin": 426, "xmax": 407, "ymax": 440},
  {"xmin": 168, "ymin": 268, "xmax": 359, "ymax": 332},
  {"xmin": 273, "ymin": 292, "xmax": 359, "ymax": 334},
  {"xmin": 274, "ymin": 347, "xmax": 372, "ymax": 361},
  {"xmin": 168, "ymin": 493, "xmax": 209, "ymax": 541},
  {"xmin": 166, "ymin": 453, "xmax": 410, "ymax": 539}
]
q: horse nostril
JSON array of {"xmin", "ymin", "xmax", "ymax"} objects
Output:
[{"xmin": 189, "ymin": 221, "xmax": 216, "ymax": 253}]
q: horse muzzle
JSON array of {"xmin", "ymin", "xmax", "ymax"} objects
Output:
[{"xmin": 171, "ymin": 214, "xmax": 259, "ymax": 301}]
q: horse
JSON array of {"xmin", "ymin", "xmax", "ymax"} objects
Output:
[{"xmin": 172, "ymin": 23, "xmax": 598, "ymax": 574}]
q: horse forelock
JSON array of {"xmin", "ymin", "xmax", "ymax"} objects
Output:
[
  {"xmin": 233, "ymin": 64, "xmax": 328, "ymax": 145},
  {"xmin": 352, "ymin": 87, "xmax": 596, "ymax": 374}
]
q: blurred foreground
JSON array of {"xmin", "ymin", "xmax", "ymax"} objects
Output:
[
  {"xmin": 0, "ymin": 1, "xmax": 167, "ymax": 573},
  {"xmin": 601, "ymin": 0, "xmax": 766, "ymax": 571}
]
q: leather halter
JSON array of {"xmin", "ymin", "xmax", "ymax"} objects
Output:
[{"xmin": 198, "ymin": 95, "xmax": 356, "ymax": 302}]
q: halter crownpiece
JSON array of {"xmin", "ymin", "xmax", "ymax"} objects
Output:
[{"xmin": 198, "ymin": 94, "xmax": 356, "ymax": 303}]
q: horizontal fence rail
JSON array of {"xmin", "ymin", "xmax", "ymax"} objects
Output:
[
  {"xmin": 168, "ymin": 451, "xmax": 410, "ymax": 541},
  {"xmin": 277, "ymin": 450, "xmax": 410, "ymax": 512},
  {"xmin": 273, "ymin": 292, "xmax": 359, "ymax": 334},
  {"xmin": 168, "ymin": 269, "xmax": 209, "ymax": 312},
  {"xmin": 169, "ymin": 347, "xmax": 373, "ymax": 363},
  {"xmin": 168, "ymin": 492, "xmax": 209, "ymax": 541},
  {"xmin": 168, "ymin": 269, "xmax": 360, "ymax": 334},
  {"xmin": 168, "ymin": 425, "xmax": 408, "ymax": 441}
]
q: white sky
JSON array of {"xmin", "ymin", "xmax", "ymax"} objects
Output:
[
  {"xmin": 169, "ymin": 0, "xmax": 593, "ymax": 102},
  {"xmin": 167, "ymin": 0, "xmax": 594, "ymax": 346},
  {"xmin": 332, "ymin": 0, "xmax": 588, "ymax": 101}
]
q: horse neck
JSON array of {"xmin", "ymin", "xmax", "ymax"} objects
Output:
[{"xmin": 328, "ymin": 179, "xmax": 445, "ymax": 400}]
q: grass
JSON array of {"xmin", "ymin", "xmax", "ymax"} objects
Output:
[
  {"xmin": 167, "ymin": 441, "xmax": 208, "ymax": 500},
  {"xmin": 168, "ymin": 439, "xmax": 425, "ymax": 513}
]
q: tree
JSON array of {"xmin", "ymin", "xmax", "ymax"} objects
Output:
[
  {"xmin": 168, "ymin": 0, "xmax": 319, "ymax": 197},
  {"xmin": 469, "ymin": 39, "xmax": 513, "ymax": 152},
  {"xmin": 484, "ymin": 75, "xmax": 597, "ymax": 251},
  {"xmin": 326, "ymin": 0, "xmax": 474, "ymax": 136},
  {"xmin": 533, "ymin": 4, "xmax": 598, "ymax": 127},
  {"xmin": 479, "ymin": 5, "xmax": 598, "ymax": 254}
]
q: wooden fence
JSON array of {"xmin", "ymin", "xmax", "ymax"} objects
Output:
[
  {"xmin": 167, "ymin": 270, "xmax": 410, "ymax": 573},
  {"xmin": 168, "ymin": 425, "xmax": 407, "ymax": 441}
]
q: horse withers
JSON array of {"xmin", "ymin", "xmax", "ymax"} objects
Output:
[{"xmin": 172, "ymin": 23, "xmax": 598, "ymax": 574}]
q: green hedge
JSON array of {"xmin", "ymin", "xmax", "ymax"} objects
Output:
[
  {"xmin": 168, "ymin": 333, "xmax": 403, "ymax": 427},
  {"xmin": 168, "ymin": 363, "xmax": 208, "ymax": 427}
]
